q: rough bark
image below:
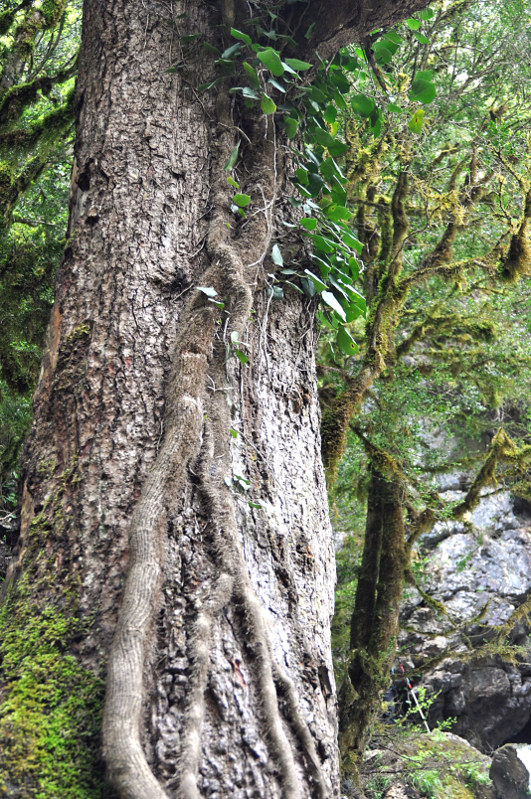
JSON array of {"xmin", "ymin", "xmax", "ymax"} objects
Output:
[{"xmin": 0, "ymin": 0, "xmax": 429, "ymax": 796}]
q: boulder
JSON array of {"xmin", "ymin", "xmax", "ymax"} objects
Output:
[
  {"xmin": 399, "ymin": 491, "xmax": 531, "ymax": 749},
  {"xmin": 490, "ymin": 743, "xmax": 531, "ymax": 799},
  {"xmin": 360, "ymin": 731, "xmax": 495, "ymax": 799}
]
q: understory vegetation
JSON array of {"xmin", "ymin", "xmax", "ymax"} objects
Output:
[{"xmin": 1, "ymin": 0, "xmax": 530, "ymax": 797}]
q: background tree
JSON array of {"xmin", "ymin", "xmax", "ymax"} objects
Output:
[
  {"xmin": 317, "ymin": 0, "xmax": 531, "ymax": 784},
  {"xmin": 0, "ymin": 0, "xmax": 79, "ymax": 549},
  {"xmin": 0, "ymin": 1, "xmax": 430, "ymax": 798}
]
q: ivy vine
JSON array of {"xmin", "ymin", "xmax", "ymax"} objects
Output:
[{"xmin": 201, "ymin": 8, "xmax": 437, "ymax": 357}]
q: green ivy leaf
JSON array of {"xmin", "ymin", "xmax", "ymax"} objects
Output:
[
  {"xmin": 243, "ymin": 61, "xmax": 260, "ymax": 88},
  {"xmin": 408, "ymin": 108, "xmax": 425, "ymax": 134},
  {"xmin": 406, "ymin": 18, "xmax": 421, "ymax": 30},
  {"xmin": 373, "ymin": 42, "xmax": 393, "ymax": 65},
  {"xmin": 295, "ymin": 167, "xmax": 309, "ymax": 185},
  {"xmin": 221, "ymin": 42, "xmax": 242, "ymax": 60},
  {"xmin": 300, "ymin": 217, "xmax": 317, "ymax": 231},
  {"xmin": 257, "ymin": 47, "xmax": 284, "ymax": 76},
  {"xmin": 341, "ymin": 230, "xmax": 363, "ymax": 254},
  {"xmin": 324, "ymin": 204, "xmax": 353, "ymax": 223},
  {"xmin": 304, "ymin": 268, "xmax": 327, "ymax": 290},
  {"xmin": 260, "ymin": 93, "xmax": 277, "ymax": 114},
  {"xmin": 321, "ymin": 290, "xmax": 346, "ymax": 321},
  {"xmin": 283, "ymin": 57, "xmax": 312, "ymax": 71},
  {"xmin": 235, "ymin": 349, "xmax": 250, "ymax": 365},
  {"xmin": 327, "ymin": 140, "xmax": 349, "ymax": 157},
  {"xmin": 268, "ymin": 77, "xmax": 286, "ymax": 93},
  {"xmin": 324, "ymin": 105, "xmax": 337, "ymax": 123},
  {"xmin": 304, "ymin": 21, "xmax": 316, "ymax": 39},
  {"xmin": 413, "ymin": 31, "xmax": 430, "ymax": 44},
  {"xmin": 230, "ymin": 27, "xmax": 252, "ymax": 46},
  {"xmin": 337, "ymin": 325, "xmax": 359, "ymax": 355},
  {"xmin": 385, "ymin": 31, "xmax": 403, "ymax": 44},
  {"xmin": 233, "ymin": 193, "xmax": 251, "ymax": 207},
  {"xmin": 242, "ymin": 87, "xmax": 260, "ymax": 100},
  {"xmin": 330, "ymin": 69, "xmax": 350, "ymax": 93},
  {"xmin": 312, "ymin": 235, "xmax": 335, "ymax": 254},
  {"xmin": 224, "ymin": 140, "xmax": 240, "ymax": 171},
  {"xmin": 284, "ymin": 117, "xmax": 299, "ymax": 138},
  {"xmin": 409, "ymin": 77, "xmax": 435, "ymax": 103},
  {"xmin": 351, "ymin": 94, "xmax": 376, "ymax": 117},
  {"xmin": 300, "ymin": 276, "xmax": 317, "ymax": 297}
]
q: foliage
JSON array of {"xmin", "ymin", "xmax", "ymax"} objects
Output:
[
  {"xmin": 0, "ymin": 0, "xmax": 529, "ymax": 793},
  {"xmin": 326, "ymin": 0, "xmax": 531, "ymax": 777},
  {"xmin": 0, "ymin": 1, "xmax": 78, "ymax": 526}
]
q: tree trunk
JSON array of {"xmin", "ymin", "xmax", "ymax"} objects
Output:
[
  {"xmin": 339, "ymin": 465, "xmax": 406, "ymax": 779},
  {"xmin": 1, "ymin": 2, "xmax": 337, "ymax": 797},
  {"xmin": 0, "ymin": 1, "xmax": 429, "ymax": 796}
]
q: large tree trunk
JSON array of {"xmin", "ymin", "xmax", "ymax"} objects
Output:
[{"xmin": 0, "ymin": 1, "xmax": 428, "ymax": 796}]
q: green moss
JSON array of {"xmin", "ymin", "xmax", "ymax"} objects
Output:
[
  {"xmin": 39, "ymin": 0, "xmax": 68, "ymax": 28},
  {"xmin": 0, "ymin": 595, "xmax": 111, "ymax": 798},
  {"xmin": 0, "ymin": 162, "xmax": 13, "ymax": 192},
  {"xmin": 0, "ymin": 9, "xmax": 15, "ymax": 37}
]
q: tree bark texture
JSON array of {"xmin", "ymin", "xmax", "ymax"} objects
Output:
[{"xmin": 0, "ymin": 1, "xmax": 429, "ymax": 797}]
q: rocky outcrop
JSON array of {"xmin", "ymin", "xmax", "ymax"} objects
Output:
[
  {"xmin": 399, "ymin": 490, "xmax": 531, "ymax": 750},
  {"xmin": 490, "ymin": 743, "xmax": 531, "ymax": 799},
  {"xmin": 358, "ymin": 731, "xmax": 495, "ymax": 799}
]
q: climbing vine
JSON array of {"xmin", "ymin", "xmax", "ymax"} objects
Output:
[{"xmin": 194, "ymin": 8, "xmax": 437, "ymax": 357}]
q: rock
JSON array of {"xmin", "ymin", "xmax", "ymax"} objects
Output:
[
  {"xmin": 398, "ymin": 491, "xmax": 531, "ymax": 749},
  {"xmin": 383, "ymin": 783, "xmax": 421, "ymax": 798},
  {"xmin": 490, "ymin": 743, "xmax": 531, "ymax": 799},
  {"xmin": 420, "ymin": 658, "xmax": 531, "ymax": 750},
  {"xmin": 361, "ymin": 731, "xmax": 495, "ymax": 799}
]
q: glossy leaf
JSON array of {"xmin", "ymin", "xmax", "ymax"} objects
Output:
[
  {"xmin": 321, "ymin": 290, "xmax": 346, "ymax": 321},
  {"xmin": 337, "ymin": 325, "xmax": 359, "ymax": 355},
  {"xmin": 233, "ymin": 193, "xmax": 251, "ymax": 207},
  {"xmin": 408, "ymin": 108, "xmax": 425, "ymax": 133},
  {"xmin": 243, "ymin": 61, "xmax": 260, "ymax": 88},
  {"xmin": 284, "ymin": 117, "xmax": 298, "ymax": 138},
  {"xmin": 409, "ymin": 77, "xmax": 435, "ymax": 103},
  {"xmin": 257, "ymin": 47, "xmax": 284, "ymax": 76},
  {"xmin": 224, "ymin": 141, "xmax": 240, "ymax": 171},
  {"xmin": 230, "ymin": 28, "xmax": 252, "ymax": 46},
  {"xmin": 284, "ymin": 57, "xmax": 312, "ymax": 71},
  {"xmin": 260, "ymin": 93, "xmax": 277, "ymax": 114}
]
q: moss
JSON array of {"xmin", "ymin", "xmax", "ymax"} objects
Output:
[
  {"xmin": 500, "ymin": 190, "xmax": 531, "ymax": 282},
  {"xmin": 500, "ymin": 225, "xmax": 531, "ymax": 281},
  {"xmin": 0, "ymin": 86, "xmax": 74, "ymax": 148},
  {"xmin": 39, "ymin": 0, "xmax": 67, "ymax": 28},
  {"xmin": 0, "ymin": 162, "xmax": 13, "ymax": 193},
  {"xmin": 0, "ymin": 9, "xmax": 16, "ymax": 37},
  {"xmin": 0, "ymin": 593, "xmax": 111, "ymax": 798}
]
